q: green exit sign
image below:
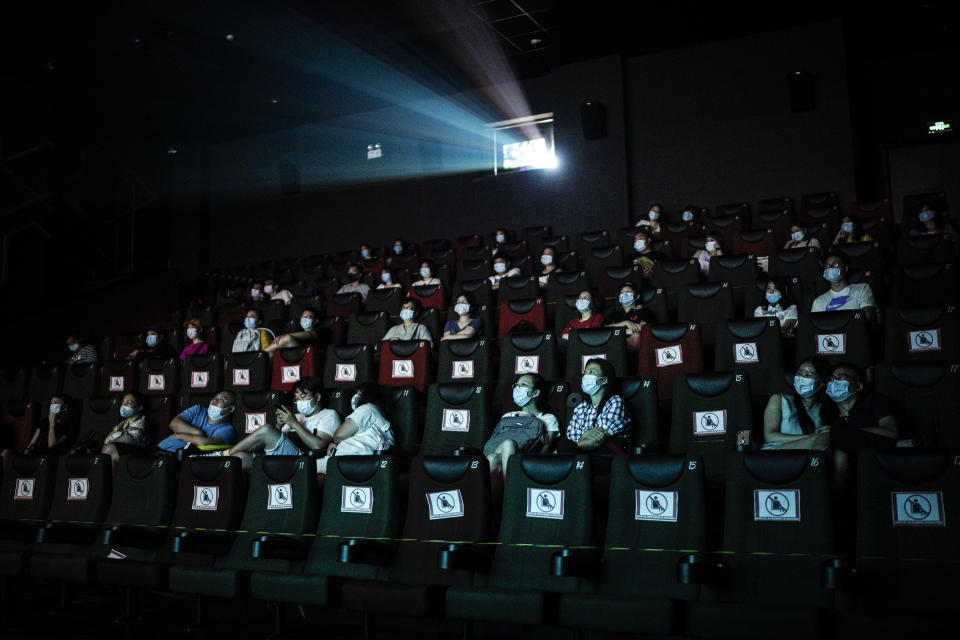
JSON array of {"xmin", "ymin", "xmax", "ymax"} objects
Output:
[{"xmin": 928, "ymin": 121, "xmax": 952, "ymax": 134}]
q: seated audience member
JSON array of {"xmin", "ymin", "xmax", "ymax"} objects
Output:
[
  {"xmin": 206, "ymin": 376, "xmax": 341, "ymax": 471},
  {"xmin": 128, "ymin": 326, "xmax": 176, "ymax": 360},
  {"xmin": 784, "ymin": 224, "xmax": 822, "ymax": 251},
  {"xmin": 315, "ymin": 383, "xmax": 394, "ymax": 474},
  {"xmin": 263, "ymin": 278, "xmax": 293, "ymax": 305},
  {"xmin": 490, "ymin": 228, "xmax": 508, "ymax": 256},
  {"xmin": 442, "ymin": 293, "xmax": 483, "ymax": 341},
  {"xmin": 605, "ymin": 282, "xmax": 655, "ymax": 337},
  {"xmin": 753, "ymin": 279, "xmax": 799, "ymax": 336},
  {"xmin": 412, "ymin": 259, "xmax": 441, "ymax": 286},
  {"xmin": 693, "ymin": 232, "xmax": 723, "ymax": 276},
  {"xmin": 101, "ymin": 393, "xmax": 150, "ymax": 467},
  {"xmin": 810, "ymin": 253, "xmax": 877, "ymax": 320},
  {"xmin": 762, "ymin": 357, "xmax": 835, "ymax": 450},
  {"xmin": 337, "ymin": 265, "xmax": 371, "ymax": 302},
  {"xmin": 636, "ymin": 203, "xmax": 663, "ymax": 238},
  {"xmin": 680, "ymin": 205, "xmax": 703, "ymax": 232},
  {"xmin": 264, "ymin": 308, "xmax": 319, "ymax": 352},
  {"xmin": 65, "ymin": 334, "xmax": 99, "ymax": 365},
  {"xmin": 11, "ymin": 395, "xmax": 77, "ymax": 458},
  {"xmin": 630, "ymin": 228, "xmax": 666, "ymax": 280},
  {"xmin": 248, "ymin": 281, "xmax": 265, "ymax": 303},
  {"xmin": 826, "ymin": 363, "xmax": 898, "ymax": 450},
  {"xmin": 484, "ymin": 374, "xmax": 559, "ymax": 480},
  {"xmin": 359, "ymin": 243, "xmax": 385, "ymax": 274},
  {"xmin": 383, "ymin": 298, "xmax": 434, "ymax": 346},
  {"xmin": 157, "ymin": 392, "xmax": 237, "ymax": 453},
  {"xmin": 387, "ymin": 238, "xmax": 413, "ymax": 266},
  {"xmin": 832, "ymin": 215, "xmax": 872, "ymax": 245},
  {"xmin": 560, "ymin": 289, "xmax": 605, "ymax": 341},
  {"xmin": 908, "ymin": 203, "xmax": 960, "ymax": 245},
  {"xmin": 537, "ymin": 246, "xmax": 561, "ymax": 287},
  {"xmin": 556, "ymin": 358, "xmax": 631, "ymax": 457},
  {"xmin": 377, "ymin": 269, "xmax": 403, "ymax": 289},
  {"xmin": 179, "ymin": 318, "xmax": 210, "ymax": 361},
  {"xmin": 488, "ymin": 255, "xmax": 521, "ymax": 290},
  {"xmin": 232, "ymin": 309, "xmax": 275, "ymax": 352}
]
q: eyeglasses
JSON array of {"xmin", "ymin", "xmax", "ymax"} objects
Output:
[
  {"xmin": 512, "ymin": 382, "xmax": 533, "ymax": 389},
  {"xmin": 827, "ymin": 374, "xmax": 857, "ymax": 383}
]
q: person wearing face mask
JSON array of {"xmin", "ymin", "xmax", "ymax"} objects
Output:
[
  {"xmin": 693, "ymin": 234, "xmax": 723, "ymax": 276},
  {"xmin": 753, "ymin": 279, "xmax": 799, "ymax": 336},
  {"xmin": 232, "ymin": 309, "xmax": 275, "ymax": 352},
  {"xmin": 316, "ymin": 383, "xmax": 394, "ymax": 474},
  {"xmin": 263, "ymin": 278, "xmax": 293, "ymax": 305},
  {"xmin": 264, "ymin": 309, "xmax": 320, "ymax": 352},
  {"xmin": 488, "ymin": 256, "xmax": 521, "ymax": 290},
  {"xmin": 825, "ymin": 364, "xmax": 898, "ymax": 455},
  {"xmin": 204, "ymin": 377, "xmax": 341, "ymax": 471},
  {"xmin": 248, "ymin": 281, "xmax": 265, "ymax": 303},
  {"xmin": 128, "ymin": 326, "xmax": 176, "ymax": 361},
  {"xmin": 484, "ymin": 374, "xmax": 559, "ymax": 481},
  {"xmin": 383, "ymin": 298, "xmax": 434, "ymax": 347},
  {"xmin": 376, "ymin": 269, "xmax": 403, "ymax": 290},
  {"xmin": 179, "ymin": 319, "xmax": 210, "ymax": 361},
  {"xmin": 12, "ymin": 395, "xmax": 78, "ymax": 458},
  {"xmin": 908, "ymin": 204, "xmax": 960, "ymax": 245},
  {"xmin": 810, "ymin": 253, "xmax": 876, "ymax": 320},
  {"xmin": 157, "ymin": 391, "xmax": 237, "ymax": 453},
  {"xmin": 560, "ymin": 290, "xmax": 605, "ymax": 342},
  {"xmin": 680, "ymin": 205, "xmax": 702, "ymax": 231},
  {"xmin": 490, "ymin": 228, "xmax": 509, "ymax": 256},
  {"xmin": 605, "ymin": 282, "xmax": 655, "ymax": 337},
  {"xmin": 101, "ymin": 393, "xmax": 150, "ymax": 467},
  {"xmin": 761, "ymin": 357, "xmax": 835, "ymax": 450},
  {"xmin": 441, "ymin": 293, "xmax": 483, "ymax": 341},
  {"xmin": 556, "ymin": 359, "xmax": 631, "ymax": 466},
  {"xmin": 337, "ymin": 266, "xmax": 371, "ymax": 302},
  {"xmin": 783, "ymin": 224, "xmax": 822, "ymax": 251},
  {"xmin": 635, "ymin": 203, "xmax": 663, "ymax": 238},
  {"xmin": 832, "ymin": 216, "xmax": 872, "ymax": 245},
  {"xmin": 412, "ymin": 259, "xmax": 441, "ymax": 286},
  {"xmin": 64, "ymin": 334, "xmax": 99, "ymax": 365},
  {"xmin": 537, "ymin": 246, "xmax": 562, "ymax": 287},
  {"xmin": 630, "ymin": 228, "xmax": 666, "ymax": 280}
]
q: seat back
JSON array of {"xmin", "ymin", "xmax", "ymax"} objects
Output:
[
  {"xmin": 326, "ymin": 292, "xmax": 362, "ymax": 321},
  {"xmin": 892, "ymin": 263, "xmax": 959, "ymax": 307},
  {"xmin": 497, "ymin": 332, "xmax": 560, "ymax": 387},
  {"xmin": 565, "ymin": 327, "xmax": 628, "ymax": 383},
  {"xmin": 883, "ymin": 306, "xmax": 960, "ymax": 363},
  {"xmin": 714, "ymin": 318, "xmax": 787, "ymax": 396},
  {"xmin": 437, "ymin": 338, "xmax": 494, "ymax": 384},
  {"xmin": 754, "ymin": 210, "xmax": 792, "ymax": 247},
  {"xmin": 105, "ymin": 453, "xmax": 177, "ymax": 528},
  {"xmin": 1, "ymin": 401, "xmax": 36, "ymax": 452},
  {"xmin": 138, "ymin": 357, "xmax": 180, "ymax": 396},
  {"xmin": 323, "ymin": 344, "xmax": 375, "ymax": 389},
  {"xmin": 347, "ymin": 311, "xmax": 391, "ymax": 347},
  {"xmin": 497, "ymin": 276, "xmax": 539, "ymax": 303},
  {"xmin": 224, "ymin": 352, "xmax": 271, "ymax": 392},
  {"xmin": 875, "ymin": 362, "xmax": 960, "ymax": 448},
  {"xmin": 620, "ymin": 377, "xmax": 660, "ymax": 448},
  {"xmin": 377, "ymin": 340, "xmax": 433, "ymax": 392},
  {"xmin": 170, "ymin": 456, "xmax": 246, "ymax": 531},
  {"xmin": 47, "ymin": 454, "xmax": 112, "ymax": 524},
  {"xmin": 182, "ymin": 353, "xmax": 224, "ymax": 395},
  {"xmin": 409, "ymin": 283, "xmax": 447, "ymax": 310},
  {"xmin": 28, "ymin": 365, "xmax": 64, "ymax": 402},
  {"xmin": 232, "ymin": 390, "xmax": 284, "ymax": 440},
  {"xmin": 676, "ymin": 283, "xmax": 735, "ymax": 349},
  {"xmin": 498, "ymin": 297, "xmax": 546, "ymax": 341},
  {"xmin": 637, "ymin": 323, "xmax": 705, "ymax": 411},
  {"xmin": 795, "ymin": 310, "xmax": 873, "ymax": 368},
  {"xmin": 365, "ymin": 287, "xmax": 403, "ymax": 317},
  {"xmin": 0, "ymin": 369, "xmax": 27, "ymax": 404},
  {"xmin": 79, "ymin": 396, "xmax": 121, "ymax": 448},
  {"xmin": 270, "ymin": 346, "xmax": 317, "ymax": 391},
  {"xmin": 896, "ymin": 234, "xmax": 957, "ymax": 265},
  {"xmin": 768, "ymin": 247, "xmax": 822, "ymax": 297},
  {"xmin": 651, "ymin": 259, "xmax": 701, "ymax": 310},
  {"xmin": 422, "ymin": 383, "xmax": 493, "ymax": 456},
  {"xmin": 0, "ymin": 454, "xmax": 57, "ymax": 521},
  {"xmin": 63, "ymin": 363, "xmax": 100, "ymax": 399}
]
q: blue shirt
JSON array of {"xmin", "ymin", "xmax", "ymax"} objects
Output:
[
  {"xmin": 565, "ymin": 395, "xmax": 631, "ymax": 441},
  {"xmin": 157, "ymin": 404, "xmax": 236, "ymax": 452}
]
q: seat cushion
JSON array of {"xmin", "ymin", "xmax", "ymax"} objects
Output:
[
  {"xmin": 0, "ymin": 550, "xmax": 25, "ymax": 576},
  {"xmin": 687, "ymin": 601, "xmax": 825, "ymax": 639},
  {"xmin": 341, "ymin": 579, "xmax": 444, "ymax": 618},
  {"xmin": 30, "ymin": 552, "xmax": 92, "ymax": 583},
  {"xmin": 558, "ymin": 593, "xmax": 676, "ymax": 634},
  {"xmin": 445, "ymin": 586, "xmax": 549, "ymax": 624},
  {"xmin": 168, "ymin": 565, "xmax": 245, "ymax": 598},
  {"xmin": 249, "ymin": 570, "xmax": 334, "ymax": 605},
  {"xmin": 96, "ymin": 558, "xmax": 168, "ymax": 589}
]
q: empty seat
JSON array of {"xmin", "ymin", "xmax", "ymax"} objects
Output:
[
  {"xmin": 138, "ymin": 357, "xmax": 179, "ymax": 396},
  {"xmin": 705, "ymin": 215, "xmax": 743, "ymax": 249},
  {"xmin": 677, "ymin": 283, "xmax": 735, "ymax": 350},
  {"xmin": 232, "ymin": 390, "xmax": 283, "ymax": 440},
  {"xmin": 269, "ymin": 346, "xmax": 317, "ymax": 391},
  {"xmin": 28, "ymin": 364, "xmax": 63, "ymax": 402},
  {"xmin": 565, "ymin": 327, "xmax": 629, "ymax": 382},
  {"xmin": 79, "ymin": 396, "xmax": 121, "ymax": 451},
  {"xmin": 409, "ymin": 283, "xmax": 447, "ymax": 310},
  {"xmin": 365, "ymin": 287, "xmax": 403, "ymax": 317},
  {"xmin": 1, "ymin": 401, "xmax": 36, "ymax": 453},
  {"xmin": 453, "ymin": 279, "xmax": 494, "ymax": 308},
  {"xmin": 325, "ymin": 292, "xmax": 363, "ymax": 320},
  {"xmin": 497, "ymin": 275, "xmax": 539, "ymax": 303},
  {"xmin": 61, "ymin": 363, "xmax": 99, "ymax": 400},
  {"xmin": 181, "ymin": 353, "xmax": 224, "ymax": 395},
  {"xmin": 896, "ymin": 234, "xmax": 957, "ymax": 265},
  {"xmin": 456, "ymin": 259, "xmax": 491, "ymax": 283},
  {"xmin": 422, "ymin": 383, "xmax": 494, "ymax": 455},
  {"xmin": 498, "ymin": 297, "xmax": 546, "ymax": 341},
  {"xmin": 575, "ymin": 230, "xmax": 611, "ymax": 256},
  {"xmin": 0, "ymin": 453, "xmax": 57, "ymax": 526},
  {"xmin": 101, "ymin": 360, "xmax": 137, "ymax": 396},
  {"xmin": 714, "ymin": 318, "xmax": 786, "ymax": 397},
  {"xmin": 892, "ymin": 263, "xmax": 959, "ymax": 307},
  {"xmin": 637, "ymin": 323, "xmax": 705, "ymax": 412},
  {"xmin": 652, "ymin": 259, "xmax": 701, "ymax": 310},
  {"xmin": 498, "ymin": 332, "xmax": 561, "ymax": 388},
  {"xmin": 0, "ymin": 369, "xmax": 27, "ymax": 404},
  {"xmin": 594, "ymin": 265, "xmax": 643, "ymax": 300},
  {"xmin": 875, "ymin": 362, "xmax": 960, "ymax": 449},
  {"xmin": 620, "ymin": 377, "xmax": 661, "ymax": 448},
  {"xmin": 883, "ymin": 306, "xmax": 960, "ymax": 362},
  {"xmin": 660, "ymin": 222, "xmax": 700, "ymax": 259},
  {"xmin": 378, "ymin": 340, "xmax": 433, "ymax": 392},
  {"xmin": 347, "ymin": 311, "xmax": 391, "ymax": 347},
  {"xmin": 795, "ymin": 310, "xmax": 873, "ymax": 369},
  {"xmin": 754, "ymin": 210, "xmax": 793, "ymax": 247},
  {"xmin": 323, "ymin": 344, "xmax": 375, "ymax": 389},
  {"xmin": 224, "ymin": 352, "xmax": 271, "ymax": 392},
  {"xmin": 833, "ymin": 241, "xmax": 884, "ymax": 275},
  {"xmin": 437, "ymin": 338, "xmax": 494, "ymax": 384},
  {"xmin": 583, "ymin": 246, "xmax": 624, "ymax": 280},
  {"xmin": 768, "ymin": 247, "xmax": 822, "ymax": 297}
]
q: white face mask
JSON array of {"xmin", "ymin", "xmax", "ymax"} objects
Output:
[
  {"xmin": 300, "ymin": 317, "xmax": 314, "ymax": 330},
  {"xmin": 575, "ymin": 298, "xmax": 591, "ymax": 313},
  {"xmin": 244, "ymin": 317, "xmax": 257, "ymax": 330},
  {"xmin": 919, "ymin": 210, "xmax": 935, "ymax": 223},
  {"xmin": 682, "ymin": 211, "xmax": 694, "ymax": 222},
  {"xmin": 419, "ymin": 267, "xmax": 432, "ymax": 279},
  {"xmin": 454, "ymin": 303, "xmax": 470, "ymax": 316},
  {"xmin": 400, "ymin": 308, "xmax": 415, "ymax": 322},
  {"xmin": 493, "ymin": 262, "xmax": 507, "ymax": 274},
  {"xmin": 264, "ymin": 284, "xmax": 275, "ymax": 294},
  {"xmin": 634, "ymin": 239, "xmax": 647, "ymax": 252},
  {"xmin": 186, "ymin": 327, "xmax": 199, "ymax": 340},
  {"xmin": 49, "ymin": 403, "xmax": 62, "ymax": 415},
  {"xmin": 540, "ymin": 254, "xmax": 553, "ymax": 266},
  {"xmin": 145, "ymin": 334, "xmax": 159, "ymax": 348},
  {"xmin": 705, "ymin": 241, "xmax": 717, "ymax": 252},
  {"xmin": 295, "ymin": 397, "xmax": 317, "ymax": 415},
  {"xmin": 841, "ymin": 222, "xmax": 855, "ymax": 233},
  {"xmin": 495, "ymin": 233, "xmax": 506, "ymax": 244},
  {"xmin": 648, "ymin": 210, "xmax": 659, "ymax": 221},
  {"xmin": 791, "ymin": 230, "xmax": 805, "ymax": 242}
]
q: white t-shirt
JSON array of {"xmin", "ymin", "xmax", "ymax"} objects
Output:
[
  {"xmin": 412, "ymin": 277, "xmax": 441, "ymax": 287},
  {"xmin": 336, "ymin": 403, "xmax": 394, "ymax": 456},
  {"xmin": 811, "ymin": 283, "xmax": 876, "ymax": 313},
  {"xmin": 297, "ymin": 408, "xmax": 341, "ymax": 438},
  {"xmin": 754, "ymin": 303, "xmax": 799, "ymax": 325},
  {"xmin": 501, "ymin": 410, "xmax": 559, "ymax": 434}
]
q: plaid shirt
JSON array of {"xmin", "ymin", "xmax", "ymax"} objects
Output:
[{"xmin": 565, "ymin": 395, "xmax": 631, "ymax": 441}]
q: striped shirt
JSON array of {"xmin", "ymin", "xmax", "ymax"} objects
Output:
[{"xmin": 67, "ymin": 344, "xmax": 99, "ymax": 364}]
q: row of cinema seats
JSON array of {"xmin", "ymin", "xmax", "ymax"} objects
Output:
[{"xmin": 0, "ymin": 449, "xmax": 956, "ymax": 637}]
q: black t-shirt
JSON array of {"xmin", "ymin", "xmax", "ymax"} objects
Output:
[
  {"xmin": 605, "ymin": 305, "xmax": 657, "ymax": 325},
  {"xmin": 831, "ymin": 392, "xmax": 897, "ymax": 451}
]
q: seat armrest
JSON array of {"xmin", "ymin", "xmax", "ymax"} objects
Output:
[
  {"xmin": 101, "ymin": 525, "xmax": 167, "ymax": 549},
  {"xmin": 35, "ymin": 522, "xmax": 100, "ymax": 545},
  {"xmin": 550, "ymin": 547, "xmax": 602, "ymax": 578},
  {"xmin": 171, "ymin": 530, "xmax": 236, "ymax": 555},
  {"xmin": 677, "ymin": 553, "xmax": 726, "ymax": 585},
  {"xmin": 821, "ymin": 556, "xmax": 854, "ymax": 590},
  {"xmin": 438, "ymin": 543, "xmax": 493, "ymax": 571},
  {"xmin": 338, "ymin": 538, "xmax": 396, "ymax": 566},
  {"xmin": 453, "ymin": 447, "xmax": 482, "ymax": 457},
  {"xmin": 250, "ymin": 534, "xmax": 311, "ymax": 560}
]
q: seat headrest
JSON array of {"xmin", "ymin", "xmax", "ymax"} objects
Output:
[
  {"xmin": 421, "ymin": 456, "xmax": 472, "ymax": 483},
  {"xmin": 888, "ymin": 362, "xmax": 947, "ymax": 387},
  {"xmin": 659, "ymin": 260, "xmax": 692, "ymax": 274},
  {"xmin": 231, "ymin": 352, "xmax": 263, "ymax": 367},
  {"xmin": 684, "ymin": 372, "xmax": 735, "ymax": 396},
  {"xmin": 333, "ymin": 292, "xmax": 359, "ymax": 305},
  {"xmin": 335, "ymin": 455, "xmax": 383, "ymax": 483},
  {"xmin": 713, "ymin": 254, "xmax": 750, "ymax": 269},
  {"xmin": 65, "ymin": 454, "xmax": 102, "ymax": 476},
  {"xmin": 687, "ymin": 282, "xmax": 725, "ymax": 299},
  {"xmin": 581, "ymin": 231, "xmax": 606, "ymax": 242},
  {"xmin": 626, "ymin": 455, "xmax": 687, "ymax": 487},
  {"xmin": 239, "ymin": 391, "xmax": 275, "ymax": 409},
  {"xmin": 876, "ymin": 451, "xmax": 950, "ymax": 484},
  {"xmin": 727, "ymin": 318, "xmax": 768, "ymax": 339},
  {"xmin": 461, "ymin": 259, "xmax": 488, "ymax": 271},
  {"xmin": 355, "ymin": 311, "xmax": 387, "ymax": 326},
  {"xmin": 436, "ymin": 383, "xmax": 478, "ymax": 404},
  {"xmin": 554, "ymin": 271, "xmax": 584, "ymax": 285},
  {"xmin": 447, "ymin": 340, "xmax": 480, "ymax": 357},
  {"xmin": 388, "ymin": 340, "xmax": 421, "ymax": 358},
  {"xmin": 894, "ymin": 306, "xmax": 945, "ymax": 326},
  {"xmin": 334, "ymin": 344, "xmax": 367, "ymax": 360},
  {"xmin": 188, "ymin": 456, "xmax": 235, "ymax": 482},
  {"xmin": 509, "ymin": 332, "xmax": 547, "ymax": 351},
  {"xmin": 773, "ymin": 248, "xmax": 810, "ymax": 263},
  {"xmin": 590, "ymin": 246, "xmax": 617, "ymax": 259},
  {"xmin": 371, "ymin": 288, "xmax": 397, "ymax": 301},
  {"xmin": 502, "ymin": 276, "xmax": 533, "ymax": 290},
  {"xmin": 620, "ymin": 377, "xmax": 655, "ymax": 398},
  {"xmin": 507, "ymin": 298, "xmax": 538, "ymax": 313},
  {"xmin": 87, "ymin": 396, "xmax": 118, "ymax": 413},
  {"xmin": 278, "ymin": 347, "xmax": 307, "ymax": 364},
  {"xmin": 576, "ymin": 327, "xmax": 616, "ymax": 347},
  {"xmin": 459, "ymin": 279, "xmax": 486, "ymax": 293},
  {"xmin": 189, "ymin": 354, "xmax": 217, "ymax": 368},
  {"xmin": 639, "ymin": 288, "xmax": 661, "ymax": 304},
  {"xmin": 737, "ymin": 230, "xmax": 768, "ymax": 243},
  {"xmin": 649, "ymin": 323, "xmax": 690, "ymax": 342},
  {"xmin": 901, "ymin": 263, "xmax": 948, "ymax": 279},
  {"xmin": 412, "ymin": 284, "xmax": 440, "ymax": 297},
  {"xmin": 837, "ymin": 241, "xmax": 876, "ymax": 258},
  {"xmin": 604, "ymin": 265, "xmax": 635, "ymax": 279},
  {"xmin": 11, "ymin": 454, "xmax": 45, "ymax": 475},
  {"xmin": 742, "ymin": 452, "xmax": 809, "ymax": 484},
  {"xmin": 125, "ymin": 454, "xmax": 166, "ymax": 480},
  {"xmin": 520, "ymin": 455, "xmax": 578, "ymax": 484},
  {"xmin": 261, "ymin": 455, "xmax": 302, "ymax": 483},
  {"xmin": 808, "ymin": 311, "xmax": 853, "ymax": 331},
  {"xmin": 904, "ymin": 235, "xmax": 942, "ymax": 250}
]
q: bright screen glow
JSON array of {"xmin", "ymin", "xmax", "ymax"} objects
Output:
[{"xmin": 503, "ymin": 138, "xmax": 550, "ymax": 170}]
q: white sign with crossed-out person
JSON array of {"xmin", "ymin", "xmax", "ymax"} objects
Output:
[
  {"xmin": 525, "ymin": 488, "xmax": 565, "ymax": 520},
  {"xmin": 341, "ymin": 486, "xmax": 374, "ymax": 514},
  {"xmin": 426, "ymin": 489, "xmax": 465, "ymax": 520}
]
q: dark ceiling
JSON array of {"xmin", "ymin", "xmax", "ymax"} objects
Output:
[{"xmin": 2, "ymin": 0, "xmax": 958, "ymax": 148}]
